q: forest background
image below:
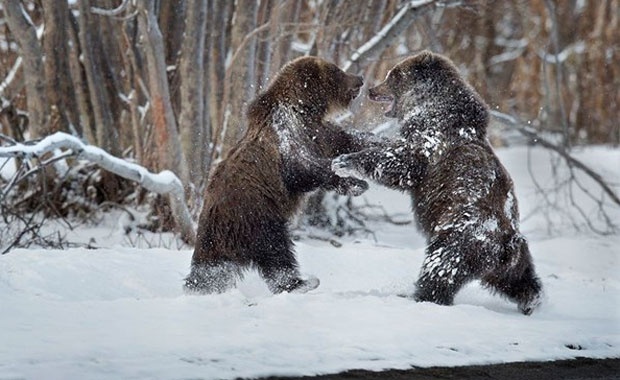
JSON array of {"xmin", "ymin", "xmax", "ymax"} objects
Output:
[{"xmin": 0, "ymin": 0, "xmax": 618, "ymax": 249}]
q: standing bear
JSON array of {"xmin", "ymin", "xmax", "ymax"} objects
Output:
[
  {"xmin": 185, "ymin": 56, "xmax": 376, "ymax": 294},
  {"xmin": 332, "ymin": 51, "xmax": 543, "ymax": 314}
]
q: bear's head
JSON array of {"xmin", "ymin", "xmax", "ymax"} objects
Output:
[
  {"xmin": 368, "ymin": 51, "xmax": 488, "ymax": 140},
  {"xmin": 261, "ymin": 56, "xmax": 364, "ymax": 120}
]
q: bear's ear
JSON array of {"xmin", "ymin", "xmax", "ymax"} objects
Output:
[
  {"xmin": 411, "ymin": 50, "xmax": 459, "ymax": 81},
  {"xmin": 414, "ymin": 50, "xmax": 440, "ymax": 72},
  {"xmin": 416, "ymin": 50, "xmax": 435, "ymax": 65}
]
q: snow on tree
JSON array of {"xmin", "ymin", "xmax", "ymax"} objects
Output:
[{"xmin": 0, "ymin": 132, "xmax": 195, "ymax": 244}]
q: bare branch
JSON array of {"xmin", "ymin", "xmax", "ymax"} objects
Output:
[
  {"xmin": 0, "ymin": 56, "xmax": 22, "ymax": 96},
  {"xmin": 491, "ymin": 110, "xmax": 620, "ymax": 206},
  {"xmin": 90, "ymin": 0, "xmax": 131, "ymax": 17},
  {"xmin": 342, "ymin": 0, "xmax": 462, "ymax": 72},
  {"xmin": 224, "ymin": 21, "xmax": 271, "ymax": 76}
]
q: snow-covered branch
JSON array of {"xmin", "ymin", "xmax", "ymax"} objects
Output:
[
  {"xmin": 0, "ymin": 132, "xmax": 196, "ymax": 244},
  {"xmin": 538, "ymin": 41, "xmax": 586, "ymax": 64},
  {"xmin": 342, "ymin": 0, "xmax": 462, "ymax": 72},
  {"xmin": 0, "ymin": 56, "xmax": 22, "ymax": 96}
]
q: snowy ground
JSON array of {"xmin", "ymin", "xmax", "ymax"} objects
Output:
[{"xmin": 1, "ymin": 146, "xmax": 619, "ymax": 380}]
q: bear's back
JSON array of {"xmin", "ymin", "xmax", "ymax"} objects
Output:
[
  {"xmin": 414, "ymin": 141, "xmax": 516, "ymax": 237},
  {"xmin": 201, "ymin": 130, "xmax": 299, "ymax": 219}
]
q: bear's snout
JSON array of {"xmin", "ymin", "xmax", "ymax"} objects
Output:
[
  {"xmin": 347, "ymin": 74, "xmax": 364, "ymax": 99},
  {"xmin": 345, "ymin": 74, "xmax": 363, "ymax": 91},
  {"xmin": 352, "ymin": 75, "xmax": 364, "ymax": 89}
]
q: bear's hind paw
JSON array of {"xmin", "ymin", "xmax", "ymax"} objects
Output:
[
  {"xmin": 183, "ymin": 263, "xmax": 237, "ymax": 294},
  {"xmin": 290, "ymin": 276, "xmax": 320, "ymax": 293},
  {"xmin": 518, "ymin": 292, "xmax": 543, "ymax": 315},
  {"xmin": 284, "ymin": 276, "xmax": 320, "ymax": 294}
]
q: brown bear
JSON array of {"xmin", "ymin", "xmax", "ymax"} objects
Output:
[
  {"xmin": 185, "ymin": 56, "xmax": 379, "ymax": 294},
  {"xmin": 332, "ymin": 51, "xmax": 543, "ymax": 314}
]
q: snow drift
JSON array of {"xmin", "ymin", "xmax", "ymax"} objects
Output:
[{"xmin": 0, "ymin": 146, "xmax": 619, "ymax": 380}]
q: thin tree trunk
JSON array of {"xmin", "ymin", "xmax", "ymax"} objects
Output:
[
  {"xmin": 121, "ymin": 24, "xmax": 145, "ymax": 165},
  {"xmin": 2, "ymin": 0, "xmax": 48, "ymax": 138},
  {"xmin": 77, "ymin": 0, "xmax": 117, "ymax": 153},
  {"xmin": 158, "ymin": 0, "xmax": 186, "ymax": 66},
  {"xmin": 179, "ymin": 0, "xmax": 208, "ymax": 184},
  {"xmin": 66, "ymin": 11, "xmax": 95, "ymax": 144},
  {"xmin": 544, "ymin": 0, "xmax": 571, "ymax": 149},
  {"xmin": 41, "ymin": 0, "xmax": 79, "ymax": 136},
  {"xmin": 267, "ymin": 0, "xmax": 302, "ymax": 82},
  {"xmin": 218, "ymin": 0, "xmax": 259, "ymax": 159},
  {"xmin": 206, "ymin": 0, "xmax": 232, "ymax": 166},
  {"xmin": 137, "ymin": 0, "xmax": 189, "ymax": 184},
  {"xmin": 257, "ymin": 0, "xmax": 275, "ymax": 90}
]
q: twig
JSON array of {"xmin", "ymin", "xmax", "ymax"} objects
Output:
[
  {"xmin": 90, "ymin": 0, "xmax": 131, "ymax": 17},
  {"xmin": 491, "ymin": 110, "xmax": 620, "ymax": 206},
  {"xmin": 0, "ymin": 56, "xmax": 22, "ymax": 96},
  {"xmin": 342, "ymin": 0, "xmax": 463, "ymax": 72},
  {"xmin": 307, "ymin": 234, "xmax": 343, "ymax": 248}
]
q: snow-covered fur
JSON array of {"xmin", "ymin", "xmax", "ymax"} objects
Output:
[
  {"xmin": 185, "ymin": 56, "xmax": 378, "ymax": 294},
  {"xmin": 332, "ymin": 51, "xmax": 542, "ymax": 314}
]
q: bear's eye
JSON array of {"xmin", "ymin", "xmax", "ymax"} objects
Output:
[
  {"xmin": 328, "ymin": 64, "xmax": 343, "ymax": 77},
  {"xmin": 389, "ymin": 69, "xmax": 402, "ymax": 83}
]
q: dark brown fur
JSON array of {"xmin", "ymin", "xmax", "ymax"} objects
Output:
[
  {"xmin": 185, "ymin": 57, "xmax": 377, "ymax": 294},
  {"xmin": 332, "ymin": 51, "xmax": 542, "ymax": 314}
]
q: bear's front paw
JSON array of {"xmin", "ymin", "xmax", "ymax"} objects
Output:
[
  {"xmin": 337, "ymin": 177, "xmax": 369, "ymax": 196},
  {"xmin": 331, "ymin": 154, "xmax": 363, "ymax": 179}
]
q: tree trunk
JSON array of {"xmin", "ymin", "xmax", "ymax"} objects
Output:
[
  {"xmin": 41, "ymin": 0, "xmax": 80, "ymax": 136},
  {"xmin": 66, "ymin": 10, "xmax": 96, "ymax": 144},
  {"xmin": 2, "ymin": 0, "xmax": 48, "ymax": 138},
  {"xmin": 158, "ymin": 0, "xmax": 187, "ymax": 67},
  {"xmin": 217, "ymin": 0, "xmax": 259, "ymax": 159},
  {"xmin": 76, "ymin": 0, "xmax": 117, "ymax": 153},
  {"xmin": 206, "ymin": 0, "xmax": 232, "ymax": 166},
  {"xmin": 179, "ymin": 0, "xmax": 208, "ymax": 186},
  {"xmin": 266, "ymin": 0, "xmax": 303, "ymax": 83},
  {"xmin": 256, "ymin": 0, "xmax": 275, "ymax": 90},
  {"xmin": 137, "ymin": 0, "xmax": 189, "ymax": 184},
  {"xmin": 120, "ymin": 22, "xmax": 145, "ymax": 166}
]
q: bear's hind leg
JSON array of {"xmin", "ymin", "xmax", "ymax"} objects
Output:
[
  {"xmin": 184, "ymin": 261, "xmax": 238, "ymax": 294},
  {"xmin": 414, "ymin": 236, "xmax": 474, "ymax": 306},
  {"xmin": 252, "ymin": 221, "xmax": 319, "ymax": 294},
  {"xmin": 482, "ymin": 236, "xmax": 543, "ymax": 315},
  {"xmin": 483, "ymin": 264, "xmax": 542, "ymax": 315}
]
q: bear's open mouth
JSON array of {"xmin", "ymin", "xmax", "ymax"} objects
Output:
[
  {"xmin": 368, "ymin": 93, "xmax": 393, "ymax": 103},
  {"xmin": 368, "ymin": 92, "xmax": 395, "ymax": 116}
]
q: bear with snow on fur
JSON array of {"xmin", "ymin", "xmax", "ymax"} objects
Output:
[
  {"xmin": 331, "ymin": 51, "xmax": 543, "ymax": 314},
  {"xmin": 185, "ymin": 56, "xmax": 379, "ymax": 295}
]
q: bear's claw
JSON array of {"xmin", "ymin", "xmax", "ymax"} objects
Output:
[{"xmin": 332, "ymin": 155, "xmax": 363, "ymax": 179}]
